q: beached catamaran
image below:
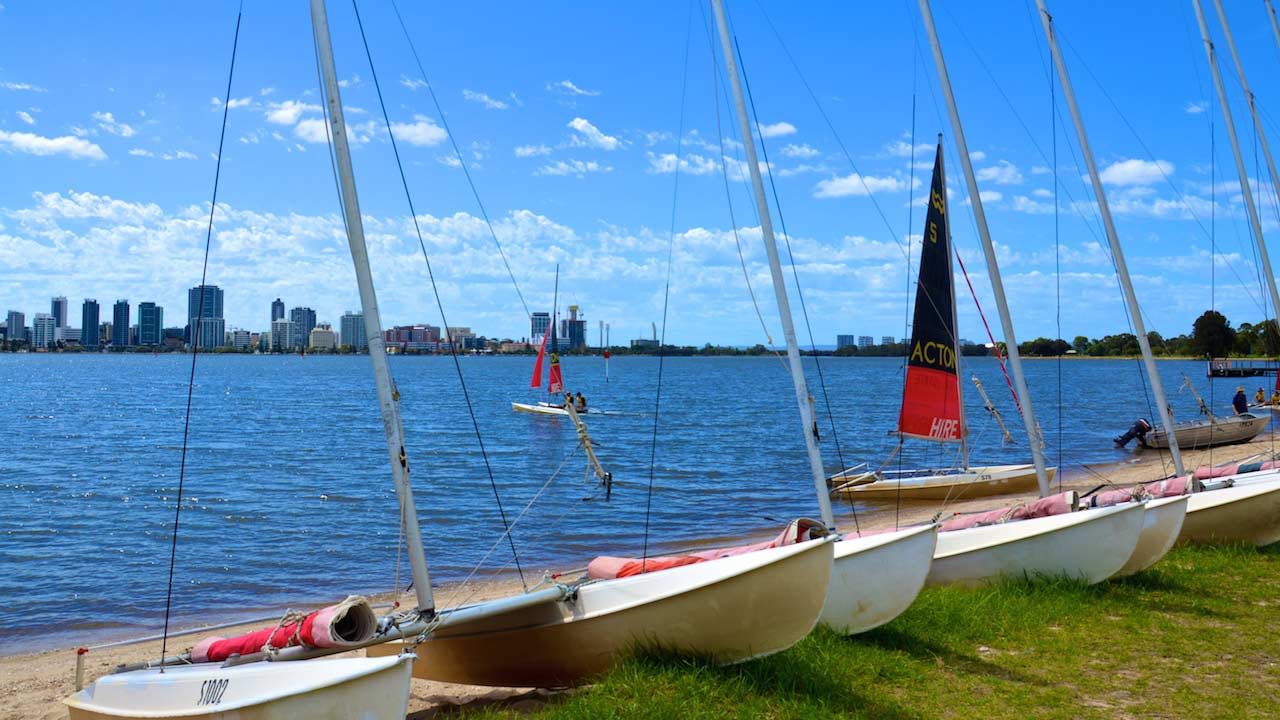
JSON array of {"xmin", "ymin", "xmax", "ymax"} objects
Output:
[{"xmin": 827, "ymin": 141, "xmax": 1053, "ymax": 502}]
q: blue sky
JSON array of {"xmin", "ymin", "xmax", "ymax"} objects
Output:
[{"xmin": 4, "ymin": 0, "xmax": 1280, "ymax": 345}]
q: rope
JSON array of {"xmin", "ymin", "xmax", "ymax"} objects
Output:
[
  {"xmin": 159, "ymin": 2, "xmax": 241, "ymax": 671},
  {"xmin": 386, "ymin": 0, "xmax": 531, "ymax": 320},
  {"xmin": 953, "ymin": 250, "xmax": 1019, "ymax": 412},
  {"xmin": 349, "ymin": 0, "xmax": 525, "ymax": 589},
  {"xmin": 641, "ymin": 2, "xmax": 693, "ymax": 573}
]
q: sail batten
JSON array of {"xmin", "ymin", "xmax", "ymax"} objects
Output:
[{"xmin": 898, "ymin": 143, "xmax": 964, "ymax": 443}]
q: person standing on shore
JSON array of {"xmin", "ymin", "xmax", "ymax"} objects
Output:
[{"xmin": 1233, "ymin": 386, "xmax": 1249, "ymax": 415}]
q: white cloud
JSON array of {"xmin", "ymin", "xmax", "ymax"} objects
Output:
[
  {"xmin": 437, "ymin": 154, "xmax": 463, "ymax": 168},
  {"xmin": 1185, "ymin": 101, "xmax": 1207, "ymax": 114},
  {"xmin": 128, "ymin": 148, "xmax": 154, "ymax": 157},
  {"xmin": 1, "ymin": 81, "xmax": 46, "ymax": 92},
  {"xmin": 567, "ymin": 117, "xmax": 621, "ymax": 150},
  {"xmin": 813, "ymin": 173, "xmax": 910, "ymax": 198},
  {"xmin": 970, "ymin": 150, "xmax": 987, "ymax": 162},
  {"xmin": 294, "ymin": 118, "xmax": 329, "ymax": 144},
  {"xmin": 549, "ymin": 79, "xmax": 600, "ymax": 97},
  {"xmin": 337, "ymin": 75, "xmax": 361, "ymax": 89},
  {"xmin": 775, "ymin": 163, "xmax": 829, "ymax": 178},
  {"xmin": 535, "ymin": 159, "xmax": 612, "ymax": 177},
  {"xmin": 646, "ymin": 151, "xmax": 719, "ymax": 175},
  {"xmin": 978, "ymin": 190, "xmax": 1002, "ymax": 202},
  {"xmin": 781, "ymin": 143, "xmax": 820, "ymax": 159},
  {"xmin": 1098, "ymin": 158, "xmax": 1173, "ymax": 186},
  {"xmin": 92, "ymin": 111, "xmax": 136, "ymax": 137},
  {"xmin": 400, "ymin": 75, "xmax": 428, "ymax": 91},
  {"xmin": 128, "ymin": 147, "xmax": 197, "ymax": 161},
  {"xmin": 1031, "ymin": 188, "xmax": 1053, "ymax": 198},
  {"xmin": 462, "ymin": 89, "xmax": 509, "ymax": 110},
  {"xmin": 390, "ymin": 115, "xmax": 447, "ymax": 147},
  {"xmin": 210, "ymin": 96, "xmax": 252, "ymax": 110},
  {"xmin": 259, "ymin": 87, "xmax": 275, "ymax": 96},
  {"xmin": 265, "ymin": 100, "xmax": 320, "ymax": 125},
  {"xmin": 1031, "ymin": 166, "xmax": 1051, "ymax": 175},
  {"xmin": 757, "ymin": 121, "xmax": 796, "ymax": 138},
  {"xmin": 884, "ymin": 139, "xmax": 931, "ymax": 158},
  {"xmin": 975, "ymin": 160, "xmax": 1023, "ymax": 185},
  {"xmin": 15, "ymin": 110, "xmax": 34, "ymax": 125},
  {"xmin": 514, "ymin": 144, "xmax": 552, "ymax": 157},
  {"xmin": 0, "ymin": 130, "xmax": 106, "ymax": 160}
]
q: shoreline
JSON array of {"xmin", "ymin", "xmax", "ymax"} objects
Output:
[{"xmin": 6, "ymin": 434, "xmax": 1277, "ymax": 718}]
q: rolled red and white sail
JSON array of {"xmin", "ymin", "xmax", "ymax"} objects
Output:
[{"xmin": 190, "ymin": 595, "xmax": 377, "ymax": 663}]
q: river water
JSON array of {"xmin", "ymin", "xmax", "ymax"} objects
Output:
[{"xmin": 0, "ymin": 352, "xmax": 1266, "ymax": 653}]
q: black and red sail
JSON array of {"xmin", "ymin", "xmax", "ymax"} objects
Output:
[{"xmin": 898, "ymin": 142, "xmax": 964, "ymax": 442}]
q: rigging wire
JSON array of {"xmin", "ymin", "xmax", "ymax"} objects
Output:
[
  {"xmin": 349, "ymin": 0, "xmax": 526, "ymax": 589},
  {"xmin": 728, "ymin": 28, "xmax": 859, "ymax": 532},
  {"xmin": 641, "ymin": 1, "xmax": 694, "ymax": 571},
  {"xmin": 387, "ymin": 0, "xmax": 531, "ymax": 320},
  {"xmin": 898, "ymin": 0, "xmax": 921, "ymax": 528},
  {"xmin": 159, "ymin": 1, "xmax": 242, "ymax": 670}
]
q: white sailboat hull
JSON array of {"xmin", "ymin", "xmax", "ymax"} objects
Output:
[
  {"xmin": 1179, "ymin": 476, "xmax": 1280, "ymax": 546},
  {"xmin": 926, "ymin": 502, "xmax": 1146, "ymax": 587},
  {"xmin": 821, "ymin": 524, "xmax": 936, "ymax": 635},
  {"xmin": 512, "ymin": 401, "xmax": 592, "ymax": 417},
  {"xmin": 1114, "ymin": 495, "xmax": 1188, "ymax": 577},
  {"xmin": 65, "ymin": 655, "xmax": 413, "ymax": 719},
  {"xmin": 1139, "ymin": 413, "xmax": 1269, "ymax": 449},
  {"xmin": 831, "ymin": 464, "xmax": 1053, "ymax": 501},
  {"xmin": 369, "ymin": 537, "xmax": 835, "ymax": 687}
]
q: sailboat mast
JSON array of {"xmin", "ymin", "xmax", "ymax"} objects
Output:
[
  {"xmin": 936, "ymin": 143, "xmax": 972, "ymax": 471},
  {"xmin": 1037, "ymin": 0, "xmax": 1186, "ymax": 476},
  {"xmin": 919, "ymin": 0, "xmax": 1050, "ymax": 496},
  {"xmin": 311, "ymin": 0, "xmax": 434, "ymax": 612},
  {"xmin": 710, "ymin": 0, "xmax": 835, "ymax": 529},
  {"xmin": 1268, "ymin": 0, "xmax": 1280, "ymax": 53},
  {"xmin": 1201, "ymin": 0, "xmax": 1280, "ymax": 330}
]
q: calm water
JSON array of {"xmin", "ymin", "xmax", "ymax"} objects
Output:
[{"xmin": 0, "ymin": 353, "xmax": 1266, "ymax": 653}]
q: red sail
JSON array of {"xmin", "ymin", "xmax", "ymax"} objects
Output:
[
  {"xmin": 530, "ymin": 331, "xmax": 549, "ymax": 388},
  {"xmin": 548, "ymin": 352, "xmax": 564, "ymax": 395},
  {"xmin": 898, "ymin": 142, "xmax": 963, "ymax": 442}
]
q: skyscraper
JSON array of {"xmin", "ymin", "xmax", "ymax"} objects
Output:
[
  {"xmin": 138, "ymin": 302, "xmax": 164, "ymax": 346},
  {"xmin": 340, "ymin": 311, "xmax": 366, "ymax": 351},
  {"xmin": 112, "ymin": 300, "xmax": 130, "ymax": 347},
  {"xmin": 560, "ymin": 305, "xmax": 586, "ymax": 350},
  {"xmin": 51, "ymin": 296, "xmax": 68, "ymax": 328},
  {"xmin": 5, "ymin": 310, "xmax": 24, "ymax": 343},
  {"xmin": 81, "ymin": 299, "xmax": 100, "ymax": 349},
  {"xmin": 289, "ymin": 306, "xmax": 316, "ymax": 350},
  {"xmin": 271, "ymin": 298, "xmax": 285, "ymax": 322},
  {"xmin": 530, "ymin": 311, "xmax": 550, "ymax": 340},
  {"xmin": 30, "ymin": 313, "xmax": 55, "ymax": 349},
  {"xmin": 270, "ymin": 318, "xmax": 295, "ymax": 352},
  {"xmin": 187, "ymin": 284, "xmax": 225, "ymax": 350}
]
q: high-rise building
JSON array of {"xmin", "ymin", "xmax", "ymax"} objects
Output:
[
  {"xmin": 187, "ymin": 284, "xmax": 226, "ymax": 349},
  {"xmin": 112, "ymin": 300, "xmax": 130, "ymax": 347},
  {"xmin": 5, "ymin": 310, "xmax": 25, "ymax": 343},
  {"xmin": 81, "ymin": 299, "xmax": 100, "ymax": 349},
  {"xmin": 56, "ymin": 327, "xmax": 81, "ymax": 344},
  {"xmin": 138, "ymin": 302, "xmax": 164, "ymax": 346},
  {"xmin": 230, "ymin": 328, "xmax": 252, "ymax": 351},
  {"xmin": 51, "ymin": 296, "xmax": 68, "ymax": 328},
  {"xmin": 32, "ymin": 313, "xmax": 56, "ymax": 349},
  {"xmin": 530, "ymin": 311, "xmax": 551, "ymax": 340},
  {"xmin": 836, "ymin": 334, "xmax": 856, "ymax": 350},
  {"xmin": 559, "ymin": 305, "xmax": 587, "ymax": 350},
  {"xmin": 271, "ymin": 319, "xmax": 295, "ymax": 352},
  {"xmin": 340, "ymin": 311, "xmax": 366, "ymax": 351},
  {"xmin": 309, "ymin": 323, "xmax": 336, "ymax": 350},
  {"xmin": 858, "ymin": 335, "xmax": 874, "ymax": 349},
  {"xmin": 289, "ymin": 306, "xmax": 316, "ymax": 350},
  {"xmin": 271, "ymin": 298, "xmax": 285, "ymax": 322},
  {"xmin": 881, "ymin": 335, "xmax": 894, "ymax": 346}
]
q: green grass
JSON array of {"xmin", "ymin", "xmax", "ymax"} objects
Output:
[{"xmin": 453, "ymin": 545, "xmax": 1280, "ymax": 720}]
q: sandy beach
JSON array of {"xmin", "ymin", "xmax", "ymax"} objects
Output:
[{"xmin": 6, "ymin": 435, "xmax": 1277, "ymax": 720}]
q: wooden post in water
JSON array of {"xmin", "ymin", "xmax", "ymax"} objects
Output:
[
  {"xmin": 1036, "ymin": 0, "xmax": 1186, "ymax": 476},
  {"xmin": 711, "ymin": 0, "xmax": 835, "ymax": 529},
  {"xmin": 919, "ymin": 0, "xmax": 1051, "ymax": 496}
]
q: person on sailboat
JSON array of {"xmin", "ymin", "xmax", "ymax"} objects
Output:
[
  {"xmin": 1255, "ymin": 387, "xmax": 1266, "ymax": 406},
  {"xmin": 562, "ymin": 392, "xmax": 573, "ymax": 409},
  {"xmin": 1233, "ymin": 386, "xmax": 1249, "ymax": 415},
  {"xmin": 1271, "ymin": 390, "xmax": 1280, "ymax": 406},
  {"xmin": 575, "ymin": 391, "xmax": 587, "ymax": 412}
]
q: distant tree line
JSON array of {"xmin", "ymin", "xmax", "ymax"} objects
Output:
[{"xmin": 1016, "ymin": 311, "xmax": 1280, "ymax": 358}]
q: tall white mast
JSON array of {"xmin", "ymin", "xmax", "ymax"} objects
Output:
[
  {"xmin": 311, "ymin": 0, "xmax": 434, "ymax": 612},
  {"xmin": 711, "ymin": 0, "xmax": 835, "ymax": 529},
  {"xmin": 919, "ymin": 0, "xmax": 1051, "ymax": 496},
  {"xmin": 1202, "ymin": 0, "xmax": 1280, "ymax": 328},
  {"xmin": 1036, "ymin": 0, "xmax": 1186, "ymax": 476},
  {"xmin": 1267, "ymin": 0, "xmax": 1280, "ymax": 54}
]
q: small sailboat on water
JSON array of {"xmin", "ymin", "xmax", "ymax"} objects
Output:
[{"xmin": 828, "ymin": 141, "xmax": 1053, "ymax": 502}]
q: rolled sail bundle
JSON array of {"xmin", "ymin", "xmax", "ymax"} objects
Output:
[
  {"xmin": 1080, "ymin": 476, "xmax": 1193, "ymax": 510},
  {"xmin": 1193, "ymin": 460, "xmax": 1280, "ymax": 480},
  {"xmin": 588, "ymin": 519, "xmax": 827, "ymax": 579},
  {"xmin": 190, "ymin": 595, "xmax": 377, "ymax": 663},
  {"xmin": 938, "ymin": 491, "xmax": 1077, "ymax": 532}
]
